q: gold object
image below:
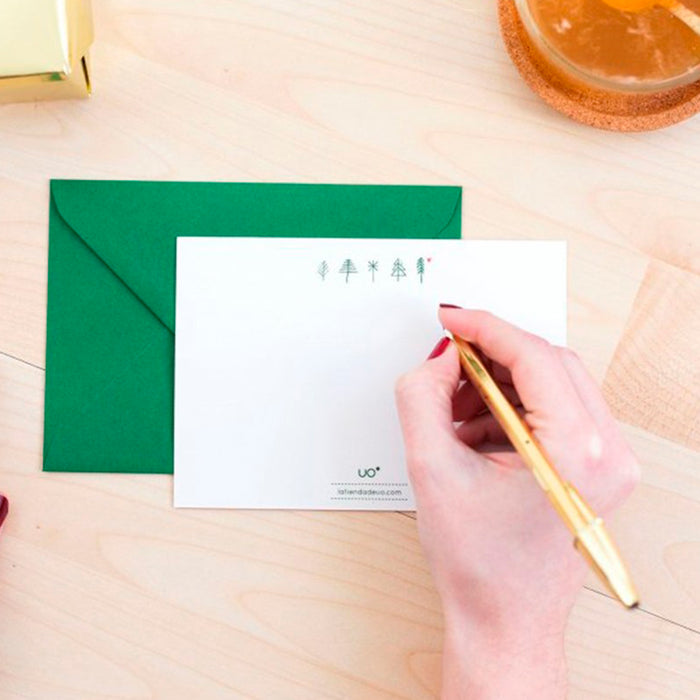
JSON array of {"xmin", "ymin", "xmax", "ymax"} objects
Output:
[
  {"xmin": 0, "ymin": 0, "xmax": 93, "ymax": 104},
  {"xmin": 450, "ymin": 333, "xmax": 640, "ymax": 609}
]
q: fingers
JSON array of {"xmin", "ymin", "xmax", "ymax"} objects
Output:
[
  {"xmin": 438, "ymin": 308, "xmax": 595, "ymax": 443},
  {"xmin": 452, "ymin": 382, "xmax": 486, "ymax": 422},
  {"xmin": 490, "ymin": 361, "xmax": 513, "ymax": 386},
  {"xmin": 455, "ymin": 404, "xmax": 527, "ymax": 450},
  {"xmin": 438, "ymin": 308, "xmax": 608, "ymax": 491},
  {"xmin": 395, "ymin": 338, "xmax": 480, "ymax": 485},
  {"xmin": 556, "ymin": 349, "xmax": 618, "ymax": 435},
  {"xmin": 395, "ymin": 339, "xmax": 461, "ymax": 454},
  {"xmin": 456, "ymin": 414, "xmax": 509, "ymax": 447},
  {"xmin": 557, "ymin": 348, "xmax": 640, "ymax": 496},
  {"xmin": 452, "ymin": 380, "xmax": 521, "ymax": 422},
  {"xmin": 474, "ymin": 347, "xmax": 513, "ymax": 386}
]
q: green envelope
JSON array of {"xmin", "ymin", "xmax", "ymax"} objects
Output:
[{"xmin": 44, "ymin": 180, "xmax": 462, "ymax": 473}]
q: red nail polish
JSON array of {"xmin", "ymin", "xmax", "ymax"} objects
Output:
[
  {"xmin": 439, "ymin": 303, "xmax": 462, "ymax": 309},
  {"xmin": 0, "ymin": 495, "xmax": 8, "ymax": 529},
  {"xmin": 427, "ymin": 336, "xmax": 450, "ymax": 360}
]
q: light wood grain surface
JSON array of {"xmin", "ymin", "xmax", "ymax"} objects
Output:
[{"xmin": 1, "ymin": 1, "xmax": 699, "ymax": 698}]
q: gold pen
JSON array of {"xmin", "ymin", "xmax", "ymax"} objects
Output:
[{"xmin": 449, "ymin": 333, "xmax": 639, "ymax": 609}]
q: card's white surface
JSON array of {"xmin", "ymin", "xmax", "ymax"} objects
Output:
[{"xmin": 174, "ymin": 238, "xmax": 567, "ymax": 510}]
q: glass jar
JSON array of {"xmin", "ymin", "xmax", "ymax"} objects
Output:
[{"xmin": 514, "ymin": 0, "xmax": 700, "ymax": 93}]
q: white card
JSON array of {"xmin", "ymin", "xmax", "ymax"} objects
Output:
[{"xmin": 174, "ymin": 238, "xmax": 567, "ymax": 510}]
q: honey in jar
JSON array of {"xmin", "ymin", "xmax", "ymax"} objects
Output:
[{"xmin": 518, "ymin": 0, "xmax": 700, "ymax": 90}]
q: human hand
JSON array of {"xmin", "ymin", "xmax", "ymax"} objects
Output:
[{"xmin": 395, "ymin": 308, "xmax": 640, "ymax": 700}]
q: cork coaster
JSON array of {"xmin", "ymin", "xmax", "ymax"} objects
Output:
[{"xmin": 498, "ymin": 0, "xmax": 700, "ymax": 131}]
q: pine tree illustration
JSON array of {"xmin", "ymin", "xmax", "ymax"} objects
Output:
[
  {"xmin": 339, "ymin": 258, "xmax": 358, "ymax": 283},
  {"xmin": 368, "ymin": 260, "xmax": 379, "ymax": 282},
  {"xmin": 416, "ymin": 257, "xmax": 425, "ymax": 283},
  {"xmin": 391, "ymin": 258, "xmax": 407, "ymax": 282},
  {"xmin": 318, "ymin": 260, "xmax": 329, "ymax": 281}
]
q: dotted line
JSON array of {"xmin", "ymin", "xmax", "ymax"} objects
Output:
[
  {"xmin": 331, "ymin": 483, "xmax": 408, "ymax": 486},
  {"xmin": 331, "ymin": 497, "xmax": 409, "ymax": 501}
]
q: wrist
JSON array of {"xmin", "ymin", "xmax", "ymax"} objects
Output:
[
  {"xmin": 435, "ymin": 543, "xmax": 586, "ymax": 641},
  {"xmin": 440, "ymin": 602, "xmax": 569, "ymax": 700}
]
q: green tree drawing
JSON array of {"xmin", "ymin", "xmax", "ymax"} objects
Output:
[
  {"xmin": 318, "ymin": 260, "xmax": 329, "ymax": 281},
  {"xmin": 339, "ymin": 258, "xmax": 358, "ymax": 282},
  {"xmin": 391, "ymin": 258, "xmax": 407, "ymax": 282},
  {"xmin": 368, "ymin": 260, "xmax": 379, "ymax": 282},
  {"xmin": 416, "ymin": 257, "xmax": 425, "ymax": 283}
]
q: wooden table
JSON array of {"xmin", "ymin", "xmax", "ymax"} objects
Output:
[{"xmin": 1, "ymin": 1, "xmax": 699, "ymax": 698}]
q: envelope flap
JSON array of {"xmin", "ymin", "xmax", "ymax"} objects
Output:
[
  {"xmin": 45, "ymin": 193, "xmax": 175, "ymax": 473},
  {"xmin": 51, "ymin": 181, "xmax": 462, "ymax": 333}
]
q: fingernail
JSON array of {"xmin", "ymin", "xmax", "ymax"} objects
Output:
[
  {"xmin": 427, "ymin": 336, "xmax": 451, "ymax": 360},
  {"xmin": 439, "ymin": 303, "xmax": 462, "ymax": 309},
  {"xmin": 0, "ymin": 495, "xmax": 8, "ymax": 529}
]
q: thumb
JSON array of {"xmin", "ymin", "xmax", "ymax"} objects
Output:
[{"xmin": 394, "ymin": 336, "xmax": 464, "ymax": 461}]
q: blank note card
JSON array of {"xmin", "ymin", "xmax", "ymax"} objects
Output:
[{"xmin": 174, "ymin": 238, "xmax": 566, "ymax": 510}]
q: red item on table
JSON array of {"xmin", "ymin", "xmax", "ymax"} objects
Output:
[{"xmin": 0, "ymin": 494, "xmax": 8, "ymax": 529}]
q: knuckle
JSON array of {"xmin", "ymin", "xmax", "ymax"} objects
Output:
[
  {"xmin": 558, "ymin": 346, "xmax": 581, "ymax": 364},
  {"xmin": 579, "ymin": 437, "xmax": 641, "ymax": 501},
  {"xmin": 579, "ymin": 434, "xmax": 604, "ymax": 475},
  {"xmin": 567, "ymin": 423, "xmax": 606, "ymax": 475},
  {"xmin": 618, "ymin": 451, "xmax": 641, "ymax": 492},
  {"xmin": 527, "ymin": 332, "xmax": 552, "ymax": 353}
]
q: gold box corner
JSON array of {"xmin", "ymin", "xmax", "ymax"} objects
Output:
[{"xmin": 0, "ymin": 0, "xmax": 94, "ymax": 104}]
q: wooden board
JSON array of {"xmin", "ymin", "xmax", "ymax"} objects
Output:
[{"xmin": 0, "ymin": 1, "xmax": 698, "ymax": 697}]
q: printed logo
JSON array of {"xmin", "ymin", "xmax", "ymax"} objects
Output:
[{"xmin": 357, "ymin": 467, "xmax": 381, "ymax": 478}]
